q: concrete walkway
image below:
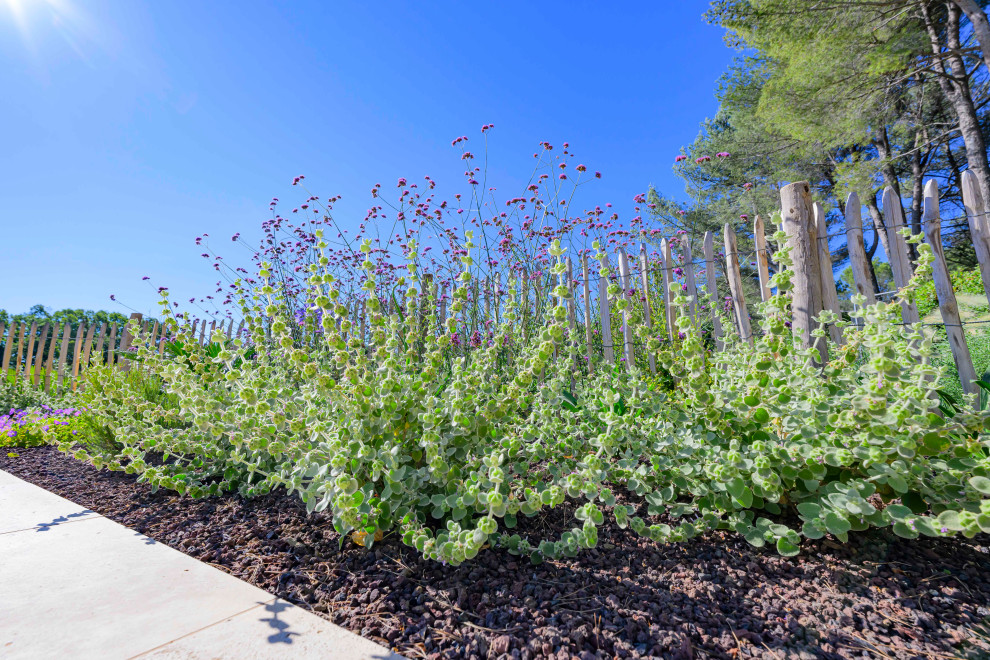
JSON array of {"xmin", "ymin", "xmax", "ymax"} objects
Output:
[{"xmin": 0, "ymin": 469, "xmax": 404, "ymax": 660}]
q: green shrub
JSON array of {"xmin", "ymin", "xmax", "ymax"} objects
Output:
[
  {"xmin": 2, "ymin": 405, "xmax": 86, "ymax": 449},
  {"xmin": 59, "ymin": 230, "xmax": 990, "ymax": 564},
  {"xmin": 0, "ymin": 377, "xmax": 56, "ymax": 415},
  {"xmin": 917, "ymin": 266, "xmax": 987, "ymax": 318},
  {"xmin": 930, "ymin": 325, "xmax": 990, "ymax": 403}
]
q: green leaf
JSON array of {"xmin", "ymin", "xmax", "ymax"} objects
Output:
[
  {"xmin": 824, "ymin": 512, "xmax": 851, "ymax": 536},
  {"xmin": 901, "ymin": 491, "xmax": 928, "ymax": 515},
  {"xmin": 892, "ymin": 521, "xmax": 919, "ymax": 539},
  {"xmin": 969, "ymin": 476, "xmax": 990, "ymax": 495},
  {"xmin": 886, "ymin": 474, "xmax": 908, "ymax": 494},
  {"xmin": 726, "ymin": 477, "xmax": 746, "ymax": 499},
  {"xmin": 936, "ymin": 389, "xmax": 960, "ymax": 409},
  {"xmin": 743, "ymin": 527, "xmax": 766, "ymax": 547},
  {"xmin": 883, "ymin": 504, "xmax": 911, "ymax": 521},
  {"xmin": 776, "ymin": 536, "xmax": 800, "ymax": 557},
  {"xmin": 937, "ymin": 510, "xmax": 964, "ymax": 531},
  {"xmin": 561, "ymin": 389, "xmax": 580, "ymax": 412},
  {"xmin": 732, "ymin": 486, "xmax": 753, "ymax": 508}
]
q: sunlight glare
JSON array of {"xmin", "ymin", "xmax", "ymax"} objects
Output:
[{"xmin": 2, "ymin": 0, "xmax": 102, "ymax": 69}]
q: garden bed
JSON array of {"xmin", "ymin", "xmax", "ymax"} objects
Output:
[{"xmin": 3, "ymin": 445, "xmax": 989, "ymax": 660}]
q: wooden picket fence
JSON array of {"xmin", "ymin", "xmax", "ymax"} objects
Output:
[
  {"xmin": 362, "ymin": 171, "xmax": 990, "ymax": 396},
  {"xmin": 0, "ymin": 314, "xmax": 238, "ymax": 396},
  {"xmin": 6, "ymin": 171, "xmax": 988, "ymax": 399}
]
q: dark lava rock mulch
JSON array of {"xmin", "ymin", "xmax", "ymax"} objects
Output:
[{"xmin": 3, "ymin": 446, "xmax": 990, "ymax": 659}]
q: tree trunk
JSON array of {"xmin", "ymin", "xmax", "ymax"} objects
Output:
[
  {"xmin": 945, "ymin": 139, "xmax": 964, "ymax": 196},
  {"xmin": 865, "ymin": 193, "xmax": 892, "ymax": 259},
  {"xmin": 865, "ymin": 228, "xmax": 882, "ymax": 294},
  {"xmin": 922, "ymin": 1, "xmax": 990, "ymax": 211},
  {"xmin": 873, "ymin": 125, "xmax": 903, "ymax": 200},
  {"xmin": 951, "ymin": 0, "xmax": 990, "ymax": 77},
  {"xmin": 909, "ymin": 137, "xmax": 924, "ymax": 262}
]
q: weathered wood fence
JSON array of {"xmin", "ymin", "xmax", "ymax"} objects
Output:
[
  {"xmin": 5, "ymin": 174, "xmax": 987, "ymax": 398},
  {"xmin": 0, "ymin": 315, "xmax": 238, "ymax": 395},
  {"xmin": 384, "ymin": 173, "xmax": 990, "ymax": 395}
]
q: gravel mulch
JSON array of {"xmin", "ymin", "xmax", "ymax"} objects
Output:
[{"xmin": 2, "ymin": 445, "xmax": 990, "ymax": 660}]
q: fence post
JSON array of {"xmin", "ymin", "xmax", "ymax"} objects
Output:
[
  {"xmin": 422, "ymin": 273, "xmax": 434, "ymax": 328},
  {"xmin": 566, "ymin": 257, "xmax": 579, "ymax": 372},
  {"xmin": 520, "ymin": 270, "xmax": 529, "ymax": 342},
  {"xmin": 147, "ymin": 322, "xmax": 160, "ymax": 351},
  {"xmin": 682, "ymin": 238, "xmax": 699, "ymax": 324},
  {"xmin": 754, "ymin": 215, "xmax": 772, "ymax": 303},
  {"xmin": 106, "ymin": 323, "xmax": 118, "ymax": 365},
  {"xmin": 616, "ymin": 248, "xmax": 636, "ymax": 370},
  {"xmin": 32, "ymin": 324, "xmax": 50, "ymax": 388},
  {"xmin": 79, "ymin": 324, "xmax": 96, "ymax": 375},
  {"xmin": 844, "ymin": 192, "xmax": 876, "ymax": 307},
  {"xmin": 660, "ymin": 238, "xmax": 676, "ymax": 341},
  {"xmin": 1, "ymin": 322, "xmax": 14, "ymax": 379},
  {"xmin": 13, "ymin": 323, "xmax": 27, "ymax": 380},
  {"xmin": 780, "ymin": 181, "xmax": 826, "ymax": 363},
  {"xmin": 581, "ymin": 253, "xmax": 594, "ymax": 374},
  {"xmin": 723, "ymin": 224, "xmax": 754, "ymax": 346},
  {"xmin": 882, "ymin": 187, "xmax": 920, "ymax": 326},
  {"xmin": 21, "ymin": 322, "xmax": 38, "ymax": 384},
  {"xmin": 638, "ymin": 245, "xmax": 657, "ymax": 374},
  {"xmin": 566, "ymin": 257, "xmax": 577, "ymax": 333},
  {"xmin": 485, "ymin": 277, "xmax": 492, "ymax": 322},
  {"xmin": 120, "ymin": 313, "xmax": 143, "ymax": 372},
  {"xmin": 599, "ymin": 254, "xmax": 616, "ymax": 366},
  {"xmin": 703, "ymin": 231, "xmax": 724, "ymax": 350},
  {"xmin": 43, "ymin": 324, "xmax": 60, "ymax": 393},
  {"xmin": 814, "ymin": 203, "xmax": 844, "ymax": 346},
  {"xmin": 71, "ymin": 323, "xmax": 87, "ymax": 389},
  {"xmin": 961, "ymin": 169, "xmax": 990, "ymax": 310},
  {"xmin": 55, "ymin": 323, "xmax": 72, "ymax": 392},
  {"xmin": 923, "ymin": 179, "xmax": 978, "ymax": 395}
]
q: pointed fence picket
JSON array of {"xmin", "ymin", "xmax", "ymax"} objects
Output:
[
  {"xmin": 638, "ymin": 245, "xmax": 657, "ymax": 374},
  {"xmin": 703, "ymin": 231, "xmax": 724, "ymax": 351},
  {"xmin": 924, "ymin": 180, "xmax": 978, "ymax": 396},
  {"xmin": 961, "ymin": 170, "xmax": 990, "ymax": 310},
  {"xmin": 660, "ymin": 238, "xmax": 676, "ymax": 342},
  {"xmin": 814, "ymin": 203, "xmax": 844, "ymax": 346},
  {"xmin": 844, "ymin": 192, "xmax": 876, "ymax": 306},
  {"xmin": 724, "ymin": 223, "xmax": 753, "ymax": 346},
  {"xmin": 882, "ymin": 187, "xmax": 921, "ymax": 327},
  {"xmin": 753, "ymin": 215, "xmax": 772, "ymax": 303}
]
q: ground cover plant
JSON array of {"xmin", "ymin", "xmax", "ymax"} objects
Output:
[
  {"xmin": 2, "ymin": 405, "xmax": 84, "ymax": 452},
  {"xmin": 48, "ymin": 136, "xmax": 990, "ymax": 570}
]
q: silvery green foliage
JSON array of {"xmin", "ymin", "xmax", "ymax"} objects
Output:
[{"xmin": 63, "ymin": 228, "xmax": 990, "ymax": 564}]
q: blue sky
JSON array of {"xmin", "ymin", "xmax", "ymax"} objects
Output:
[{"xmin": 1, "ymin": 1, "xmax": 732, "ymax": 317}]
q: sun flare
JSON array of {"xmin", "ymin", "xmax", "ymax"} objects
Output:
[{"xmin": 2, "ymin": 0, "xmax": 100, "ymax": 65}]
